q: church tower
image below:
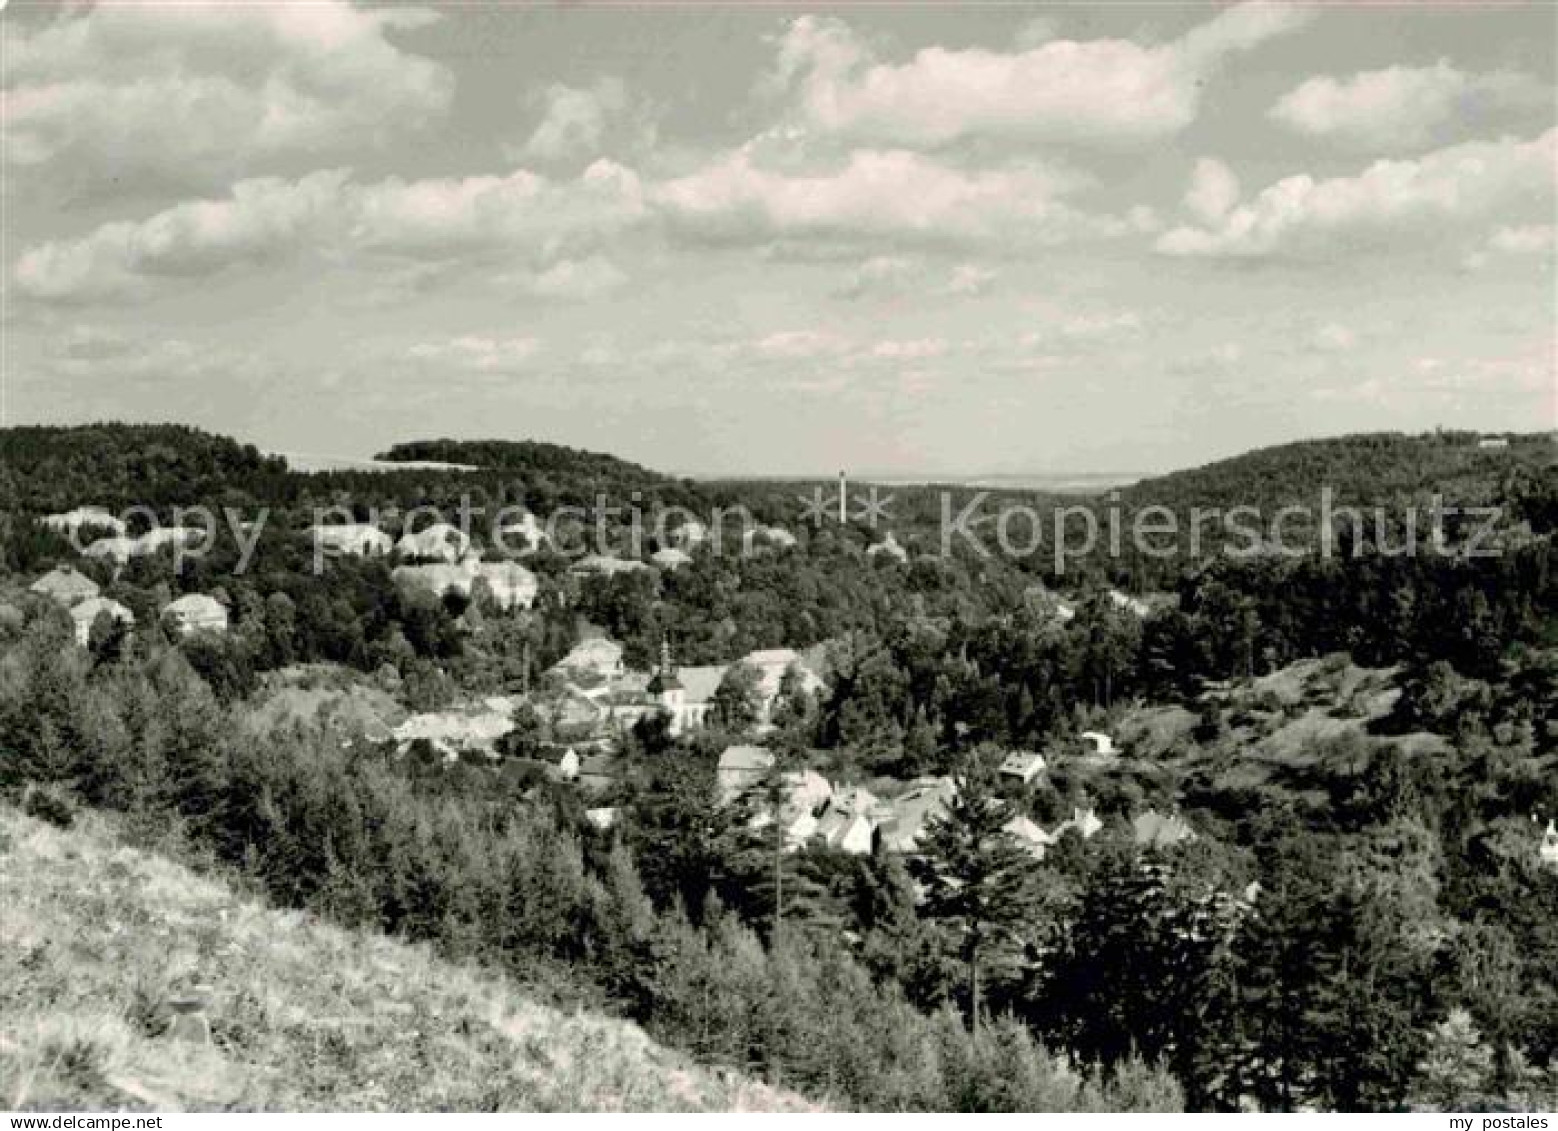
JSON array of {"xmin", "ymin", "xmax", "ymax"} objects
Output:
[{"xmin": 647, "ymin": 638, "xmax": 685, "ymax": 718}]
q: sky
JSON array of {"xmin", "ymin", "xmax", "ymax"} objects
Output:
[{"xmin": 2, "ymin": 1, "xmax": 1554, "ymax": 478}]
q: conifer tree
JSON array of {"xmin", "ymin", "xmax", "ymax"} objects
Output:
[{"xmin": 909, "ymin": 751, "xmax": 1043, "ymax": 1037}]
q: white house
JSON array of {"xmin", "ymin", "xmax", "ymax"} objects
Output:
[
  {"xmin": 1051, "ymin": 806, "xmax": 1103, "ymax": 841},
  {"xmin": 570, "ymin": 554, "xmax": 649, "ymax": 578},
  {"xmin": 393, "ymin": 559, "xmax": 538, "ymax": 611},
  {"xmin": 312, "ymin": 523, "xmax": 392, "ymax": 557},
  {"xmin": 716, "ymin": 745, "xmax": 775, "ymax": 804},
  {"xmin": 552, "ymin": 637, "xmax": 626, "ymax": 680},
  {"xmin": 781, "ymin": 768, "xmax": 833, "ymax": 813},
  {"xmin": 650, "ymin": 547, "xmax": 692, "ymax": 571},
  {"xmin": 393, "ymin": 703, "xmax": 514, "ymax": 760},
  {"xmin": 1004, "ymin": 814, "xmax": 1056, "ymax": 860},
  {"xmin": 740, "ymin": 648, "xmax": 826, "ymax": 721},
  {"xmin": 1541, "ymin": 820, "xmax": 1558, "ymax": 873},
  {"xmin": 69, "ymin": 597, "xmax": 134, "ymax": 646},
  {"xmin": 1133, "ymin": 809, "xmax": 1197, "ymax": 849},
  {"xmin": 83, "ymin": 527, "xmax": 205, "ymax": 564},
  {"xmin": 817, "ymin": 809, "xmax": 876, "ymax": 855},
  {"xmin": 584, "ymin": 806, "xmax": 619, "ymax": 831},
  {"xmin": 162, "ymin": 593, "xmax": 229, "ymax": 636},
  {"xmin": 41, "ymin": 506, "xmax": 125, "ymax": 537},
  {"xmin": 396, "ymin": 523, "xmax": 471, "ymax": 563},
  {"xmin": 998, "ymin": 750, "xmax": 1047, "ymax": 784},
  {"xmin": 496, "ymin": 511, "xmax": 548, "ymax": 551},
  {"xmin": 879, "ymin": 777, "xmax": 958, "ymax": 853},
  {"xmin": 1080, "ymin": 731, "xmax": 1117, "ymax": 756},
  {"xmin": 30, "ymin": 565, "xmax": 100, "ymax": 607},
  {"xmin": 1107, "ymin": 589, "xmax": 1151, "ymax": 618},
  {"xmin": 673, "ymin": 519, "xmax": 710, "ymax": 549}
]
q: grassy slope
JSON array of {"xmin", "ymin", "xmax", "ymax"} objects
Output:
[{"xmin": 0, "ymin": 806, "xmax": 814, "ymax": 1113}]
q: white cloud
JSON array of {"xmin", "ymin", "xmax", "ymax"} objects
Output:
[
  {"xmin": 1020, "ymin": 309, "xmax": 1143, "ymax": 350},
  {"xmin": 945, "ymin": 263, "xmax": 997, "ymax": 296},
  {"xmin": 655, "ymin": 147, "xmax": 1117, "ymax": 248},
  {"xmin": 868, "ymin": 338, "xmax": 948, "ymax": 361},
  {"xmin": 1157, "ymin": 129, "xmax": 1557, "ymax": 259},
  {"xmin": 835, "ymin": 255, "xmax": 919, "ymax": 298},
  {"xmin": 42, "ymin": 324, "xmax": 272, "ymax": 386},
  {"xmin": 1489, "ymin": 224, "xmax": 1556, "ymax": 256},
  {"xmin": 1309, "ymin": 323, "xmax": 1357, "ymax": 352},
  {"xmin": 504, "ymin": 256, "xmax": 631, "ymax": 301},
  {"xmin": 4, "ymin": 2, "xmax": 451, "ymax": 187},
  {"xmin": 1169, "ymin": 342, "xmax": 1244, "ymax": 374},
  {"xmin": 1184, "ymin": 158, "xmax": 1240, "ymax": 225},
  {"xmin": 751, "ymin": 330, "xmax": 852, "ymax": 360},
  {"xmin": 836, "ymin": 256, "xmax": 996, "ymax": 299},
  {"xmin": 1270, "ymin": 60, "xmax": 1547, "ymax": 151},
  {"xmin": 407, "ymin": 335, "xmax": 542, "ymax": 375},
  {"xmin": 516, "ymin": 78, "xmax": 654, "ymax": 164},
  {"xmin": 770, "ymin": 3, "xmax": 1312, "ymax": 148},
  {"xmin": 14, "ymin": 163, "xmax": 648, "ymax": 302}
]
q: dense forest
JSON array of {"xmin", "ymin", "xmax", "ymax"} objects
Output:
[{"xmin": 2, "ymin": 422, "xmax": 1556, "ymax": 1111}]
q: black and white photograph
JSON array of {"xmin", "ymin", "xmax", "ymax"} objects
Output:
[{"xmin": 1, "ymin": 0, "xmax": 1555, "ymax": 1117}]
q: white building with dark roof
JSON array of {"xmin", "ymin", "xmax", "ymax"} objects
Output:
[{"xmin": 162, "ymin": 593, "xmax": 229, "ymax": 636}]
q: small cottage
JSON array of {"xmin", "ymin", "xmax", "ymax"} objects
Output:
[
  {"xmin": 30, "ymin": 565, "xmax": 100, "ymax": 607},
  {"xmin": 162, "ymin": 593, "xmax": 229, "ymax": 636}
]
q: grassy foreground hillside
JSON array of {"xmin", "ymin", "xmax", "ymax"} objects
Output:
[{"xmin": 0, "ymin": 806, "xmax": 813, "ymax": 1113}]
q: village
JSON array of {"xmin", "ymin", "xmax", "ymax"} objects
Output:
[{"xmin": 18, "ymin": 501, "xmax": 1228, "ymax": 875}]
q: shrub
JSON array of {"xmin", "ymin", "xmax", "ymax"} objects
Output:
[{"xmin": 23, "ymin": 784, "xmax": 77, "ymax": 829}]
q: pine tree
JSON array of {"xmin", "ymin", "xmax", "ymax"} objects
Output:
[
  {"xmin": 1412, "ymin": 1008, "xmax": 1493, "ymax": 1110},
  {"xmin": 908, "ymin": 752, "xmax": 1044, "ymax": 1037}
]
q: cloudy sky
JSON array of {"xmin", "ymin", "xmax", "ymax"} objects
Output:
[{"xmin": 3, "ymin": 2, "xmax": 1553, "ymax": 477}]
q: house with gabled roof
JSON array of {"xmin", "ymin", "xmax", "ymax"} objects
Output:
[
  {"xmin": 878, "ymin": 776, "xmax": 958, "ymax": 853},
  {"xmin": 817, "ymin": 809, "xmax": 876, "ymax": 855},
  {"xmin": 717, "ymin": 744, "xmax": 775, "ymax": 804},
  {"xmin": 1051, "ymin": 806, "xmax": 1103, "ymax": 841},
  {"xmin": 552, "ymin": 636, "xmax": 625, "ymax": 679},
  {"xmin": 30, "ymin": 565, "xmax": 100, "ymax": 607},
  {"xmin": 998, "ymin": 750, "xmax": 1046, "ymax": 785},
  {"xmin": 1004, "ymin": 814, "xmax": 1056, "ymax": 860},
  {"xmin": 1133, "ymin": 809, "xmax": 1197, "ymax": 850}
]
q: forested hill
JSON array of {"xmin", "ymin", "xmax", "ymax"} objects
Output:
[
  {"xmin": 1122, "ymin": 430, "xmax": 1555, "ymax": 515},
  {"xmin": 0, "ymin": 423, "xmax": 288, "ymax": 511},
  {"xmin": 376, "ymin": 439, "xmax": 674, "ymax": 486}
]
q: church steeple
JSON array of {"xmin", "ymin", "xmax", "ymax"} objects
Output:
[{"xmin": 647, "ymin": 636, "xmax": 683, "ymax": 694}]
